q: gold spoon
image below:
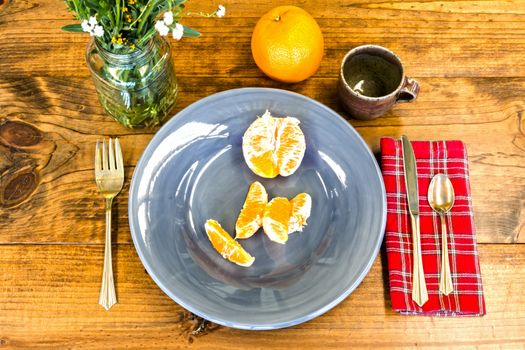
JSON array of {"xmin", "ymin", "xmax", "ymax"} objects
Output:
[{"xmin": 427, "ymin": 174, "xmax": 455, "ymax": 295}]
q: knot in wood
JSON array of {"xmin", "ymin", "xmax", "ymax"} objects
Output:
[
  {"xmin": 0, "ymin": 120, "xmax": 42, "ymax": 148},
  {"xmin": 2, "ymin": 171, "xmax": 38, "ymax": 207}
]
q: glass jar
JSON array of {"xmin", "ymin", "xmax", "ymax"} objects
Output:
[{"xmin": 86, "ymin": 36, "xmax": 178, "ymax": 128}]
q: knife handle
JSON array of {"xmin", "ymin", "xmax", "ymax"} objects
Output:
[{"xmin": 411, "ymin": 214, "xmax": 429, "ymax": 307}]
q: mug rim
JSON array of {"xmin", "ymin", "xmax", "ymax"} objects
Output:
[{"xmin": 339, "ymin": 44, "xmax": 406, "ymax": 101}]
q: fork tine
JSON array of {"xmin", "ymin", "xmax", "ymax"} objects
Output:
[
  {"xmin": 108, "ymin": 138, "xmax": 115, "ymax": 170},
  {"xmin": 102, "ymin": 139, "xmax": 108, "ymax": 170},
  {"xmin": 95, "ymin": 140, "xmax": 101, "ymax": 172},
  {"xmin": 115, "ymin": 138, "xmax": 124, "ymax": 175}
]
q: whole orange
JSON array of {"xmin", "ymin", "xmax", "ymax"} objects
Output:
[{"xmin": 251, "ymin": 6, "xmax": 324, "ymax": 83}]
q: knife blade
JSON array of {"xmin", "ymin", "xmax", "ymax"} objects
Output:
[
  {"xmin": 402, "ymin": 136, "xmax": 419, "ymax": 216},
  {"xmin": 401, "ymin": 135, "xmax": 428, "ymax": 307}
]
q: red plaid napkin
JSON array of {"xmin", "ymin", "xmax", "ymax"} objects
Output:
[{"xmin": 380, "ymin": 137, "xmax": 486, "ymax": 316}]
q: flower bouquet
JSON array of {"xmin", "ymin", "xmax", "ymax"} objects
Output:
[{"xmin": 62, "ymin": 0, "xmax": 225, "ymax": 128}]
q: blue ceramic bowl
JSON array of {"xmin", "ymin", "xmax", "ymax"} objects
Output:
[{"xmin": 129, "ymin": 88, "xmax": 386, "ymax": 330}]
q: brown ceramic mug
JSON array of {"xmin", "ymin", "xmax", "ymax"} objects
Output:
[{"xmin": 338, "ymin": 45, "xmax": 420, "ymax": 120}]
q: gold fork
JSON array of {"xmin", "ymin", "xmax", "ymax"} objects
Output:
[{"xmin": 95, "ymin": 138, "xmax": 124, "ymax": 310}]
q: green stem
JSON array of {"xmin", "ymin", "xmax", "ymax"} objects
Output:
[
  {"xmin": 137, "ymin": 28, "xmax": 156, "ymax": 46},
  {"xmin": 129, "ymin": 0, "xmax": 153, "ymax": 27},
  {"xmin": 108, "ymin": 8, "xmax": 116, "ymax": 28},
  {"xmin": 115, "ymin": 0, "xmax": 121, "ymax": 30},
  {"xmin": 71, "ymin": 0, "xmax": 80, "ymax": 19},
  {"xmin": 137, "ymin": 0, "xmax": 160, "ymax": 34}
]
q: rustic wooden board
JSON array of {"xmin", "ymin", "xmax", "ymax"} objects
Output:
[
  {"xmin": 1, "ymin": 76, "xmax": 523, "ymax": 243},
  {"xmin": 0, "ymin": 244, "xmax": 523, "ymax": 348},
  {"xmin": 1, "ymin": 0, "xmax": 525, "ymax": 347},
  {"xmin": 1, "ymin": 1, "xmax": 525, "ymax": 78}
]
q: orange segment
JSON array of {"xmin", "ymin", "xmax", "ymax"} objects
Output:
[
  {"xmin": 289, "ymin": 193, "xmax": 312, "ymax": 233},
  {"xmin": 242, "ymin": 110, "xmax": 306, "ymax": 178},
  {"xmin": 242, "ymin": 111, "xmax": 279, "ymax": 178},
  {"xmin": 235, "ymin": 181, "xmax": 268, "ymax": 239},
  {"xmin": 275, "ymin": 117, "xmax": 306, "ymax": 176},
  {"xmin": 205, "ymin": 219, "xmax": 255, "ymax": 267},
  {"xmin": 262, "ymin": 197, "xmax": 292, "ymax": 244}
]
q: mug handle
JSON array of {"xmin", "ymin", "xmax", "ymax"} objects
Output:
[{"xmin": 397, "ymin": 77, "xmax": 420, "ymax": 103}]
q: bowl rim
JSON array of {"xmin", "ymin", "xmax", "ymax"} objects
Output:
[{"xmin": 128, "ymin": 87, "xmax": 387, "ymax": 330}]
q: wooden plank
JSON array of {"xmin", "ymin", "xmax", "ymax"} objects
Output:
[
  {"xmin": 1, "ymin": 76, "xmax": 523, "ymax": 243},
  {"xmin": 0, "ymin": 244, "xmax": 523, "ymax": 348},
  {"xmin": 1, "ymin": 1, "xmax": 525, "ymax": 78}
]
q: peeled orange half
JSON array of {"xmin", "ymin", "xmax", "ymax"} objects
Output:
[
  {"xmin": 243, "ymin": 110, "xmax": 306, "ymax": 178},
  {"xmin": 205, "ymin": 219, "xmax": 255, "ymax": 267},
  {"xmin": 235, "ymin": 181, "xmax": 268, "ymax": 239},
  {"xmin": 262, "ymin": 197, "xmax": 292, "ymax": 244}
]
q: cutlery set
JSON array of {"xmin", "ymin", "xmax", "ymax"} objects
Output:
[
  {"xmin": 401, "ymin": 135, "xmax": 455, "ymax": 307},
  {"xmin": 95, "ymin": 135, "xmax": 454, "ymax": 310},
  {"xmin": 91, "ymin": 135, "xmax": 454, "ymax": 310}
]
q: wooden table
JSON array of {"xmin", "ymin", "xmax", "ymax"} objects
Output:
[{"xmin": 1, "ymin": 0, "xmax": 524, "ymax": 348}]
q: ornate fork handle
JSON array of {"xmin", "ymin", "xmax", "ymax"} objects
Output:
[{"xmin": 99, "ymin": 197, "xmax": 117, "ymax": 310}]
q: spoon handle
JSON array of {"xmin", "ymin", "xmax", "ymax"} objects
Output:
[{"xmin": 440, "ymin": 214, "xmax": 454, "ymax": 295}]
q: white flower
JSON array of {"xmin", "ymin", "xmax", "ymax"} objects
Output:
[
  {"xmin": 216, "ymin": 4, "xmax": 225, "ymax": 18},
  {"xmin": 81, "ymin": 16, "xmax": 104, "ymax": 37},
  {"xmin": 93, "ymin": 25, "xmax": 104, "ymax": 37},
  {"xmin": 88, "ymin": 16, "xmax": 98, "ymax": 26},
  {"xmin": 155, "ymin": 20, "xmax": 170, "ymax": 36},
  {"xmin": 81, "ymin": 20, "xmax": 92, "ymax": 32},
  {"xmin": 163, "ymin": 11, "xmax": 174, "ymax": 26},
  {"xmin": 172, "ymin": 23, "xmax": 184, "ymax": 40}
]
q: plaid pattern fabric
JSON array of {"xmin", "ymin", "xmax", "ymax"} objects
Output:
[{"xmin": 380, "ymin": 137, "xmax": 486, "ymax": 316}]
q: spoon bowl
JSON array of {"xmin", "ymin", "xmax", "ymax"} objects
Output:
[{"xmin": 428, "ymin": 174, "xmax": 455, "ymax": 213}]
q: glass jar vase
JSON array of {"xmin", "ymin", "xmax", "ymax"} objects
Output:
[{"xmin": 86, "ymin": 36, "xmax": 178, "ymax": 128}]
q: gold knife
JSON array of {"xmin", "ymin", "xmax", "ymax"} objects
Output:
[{"xmin": 401, "ymin": 135, "xmax": 428, "ymax": 307}]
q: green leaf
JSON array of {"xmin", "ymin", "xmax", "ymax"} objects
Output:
[
  {"xmin": 156, "ymin": 2, "xmax": 170, "ymax": 13},
  {"xmin": 85, "ymin": 0, "xmax": 100, "ymax": 9},
  {"xmin": 61, "ymin": 23, "xmax": 84, "ymax": 33},
  {"xmin": 107, "ymin": 11, "xmax": 115, "ymax": 27},
  {"xmin": 97, "ymin": 10, "xmax": 108, "ymax": 19},
  {"xmin": 182, "ymin": 25, "xmax": 200, "ymax": 38}
]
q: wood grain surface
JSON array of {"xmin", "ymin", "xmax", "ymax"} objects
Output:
[
  {"xmin": 0, "ymin": 244, "xmax": 524, "ymax": 348},
  {"xmin": 1, "ymin": 0, "xmax": 524, "ymax": 348}
]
